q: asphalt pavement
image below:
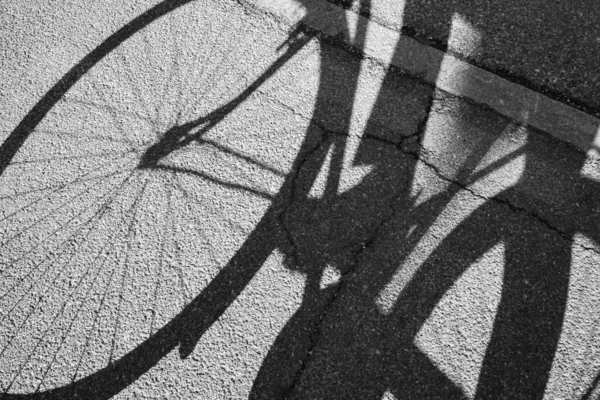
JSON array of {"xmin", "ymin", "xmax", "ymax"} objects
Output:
[
  {"xmin": 332, "ymin": 0, "xmax": 600, "ymax": 118},
  {"xmin": 1, "ymin": 0, "xmax": 600, "ymax": 399}
]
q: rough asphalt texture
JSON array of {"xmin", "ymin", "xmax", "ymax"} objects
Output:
[
  {"xmin": 333, "ymin": 0, "xmax": 600, "ymax": 118},
  {"xmin": 1, "ymin": 0, "xmax": 600, "ymax": 399}
]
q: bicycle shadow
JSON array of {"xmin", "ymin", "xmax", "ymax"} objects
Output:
[
  {"xmin": 3, "ymin": 0, "xmax": 600, "ymax": 399},
  {"xmin": 250, "ymin": 1, "xmax": 600, "ymax": 400},
  {"xmin": 279, "ymin": 113, "xmax": 600, "ymax": 400},
  {"xmin": 0, "ymin": 0, "xmax": 311, "ymax": 397}
]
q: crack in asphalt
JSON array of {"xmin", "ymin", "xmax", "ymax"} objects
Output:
[
  {"xmin": 232, "ymin": 2, "xmax": 600, "ymax": 392},
  {"xmin": 255, "ymin": 87, "xmax": 315, "ymax": 123},
  {"xmin": 283, "ymin": 187, "xmax": 405, "ymax": 399},
  {"xmin": 277, "ymin": 108, "xmax": 600, "ymax": 395},
  {"xmin": 280, "ymin": 119, "xmax": 414, "ymax": 398},
  {"xmin": 277, "ymin": 127, "xmax": 332, "ymax": 400},
  {"xmin": 277, "ymin": 130, "xmax": 329, "ymax": 265},
  {"xmin": 396, "ymin": 128, "xmax": 600, "ymax": 257},
  {"xmin": 281, "ymin": 113, "xmax": 600, "ymax": 395},
  {"xmin": 246, "ymin": 102, "xmax": 600, "ymax": 399}
]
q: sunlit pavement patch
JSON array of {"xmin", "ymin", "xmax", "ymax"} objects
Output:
[
  {"xmin": 246, "ymin": 0, "xmax": 600, "ymax": 155},
  {"xmin": 3, "ymin": 0, "xmax": 600, "ymax": 398}
]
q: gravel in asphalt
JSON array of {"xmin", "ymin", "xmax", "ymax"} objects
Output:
[
  {"xmin": 2, "ymin": 0, "xmax": 600, "ymax": 399},
  {"xmin": 331, "ymin": 0, "xmax": 600, "ymax": 118}
]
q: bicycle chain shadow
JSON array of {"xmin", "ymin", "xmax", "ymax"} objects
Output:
[{"xmin": 3, "ymin": 0, "xmax": 600, "ymax": 399}]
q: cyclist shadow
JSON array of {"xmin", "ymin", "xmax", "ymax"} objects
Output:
[{"xmin": 250, "ymin": 1, "xmax": 600, "ymax": 400}]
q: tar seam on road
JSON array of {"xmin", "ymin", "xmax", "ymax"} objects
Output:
[{"xmin": 241, "ymin": 0, "xmax": 600, "ymax": 156}]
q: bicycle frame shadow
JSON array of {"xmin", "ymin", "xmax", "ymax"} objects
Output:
[
  {"xmin": 3, "ymin": 0, "xmax": 600, "ymax": 399},
  {"xmin": 249, "ymin": 2, "xmax": 600, "ymax": 400}
]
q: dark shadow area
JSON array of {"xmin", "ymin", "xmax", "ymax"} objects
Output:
[
  {"xmin": 331, "ymin": 0, "xmax": 600, "ymax": 119},
  {"xmin": 251, "ymin": 1, "xmax": 600, "ymax": 399},
  {"xmin": 2, "ymin": 0, "xmax": 600, "ymax": 399},
  {"xmin": 279, "ymin": 119, "xmax": 600, "ymax": 399}
]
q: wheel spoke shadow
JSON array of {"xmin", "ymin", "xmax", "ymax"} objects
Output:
[{"xmin": 3, "ymin": 0, "xmax": 600, "ymax": 398}]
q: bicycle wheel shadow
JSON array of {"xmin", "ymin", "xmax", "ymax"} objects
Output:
[
  {"xmin": 4, "ymin": 0, "xmax": 600, "ymax": 399},
  {"xmin": 250, "ymin": 2, "xmax": 600, "ymax": 400},
  {"xmin": 0, "ymin": 0, "xmax": 317, "ymax": 397},
  {"xmin": 282, "ymin": 120, "xmax": 600, "ymax": 400}
]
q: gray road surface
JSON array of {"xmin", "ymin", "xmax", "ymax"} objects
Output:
[
  {"xmin": 1, "ymin": 0, "xmax": 600, "ymax": 399},
  {"xmin": 333, "ymin": 0, "xmax": 600, "ymax": 118}
]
